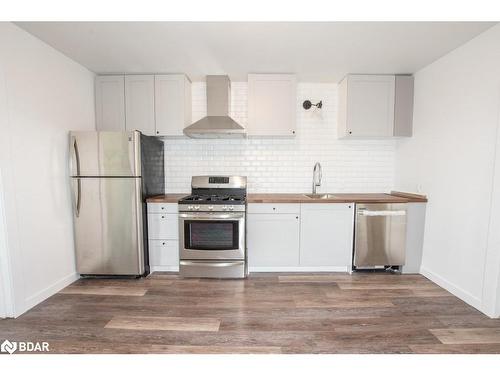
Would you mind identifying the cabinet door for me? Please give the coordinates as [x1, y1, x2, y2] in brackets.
[299, 204, 354, 267]
[125, 75, 155, 135]
[346, 75, 395, 137]
[149, 240, 179, 268]
[95, 76, 125, 131]
[247, 213, 300, 267]
[155, 75, 191, 136]
[247, 74, 296, 136]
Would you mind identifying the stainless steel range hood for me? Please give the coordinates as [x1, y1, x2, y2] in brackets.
[184, 75, 246, 138]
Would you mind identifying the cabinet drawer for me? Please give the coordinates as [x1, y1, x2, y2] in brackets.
[149, 240, 179, 267]
[247, 203, 300, 214]
[300, 203, 354, 211]
[147, 203, 178, 214]
[147, 213, 178, 240]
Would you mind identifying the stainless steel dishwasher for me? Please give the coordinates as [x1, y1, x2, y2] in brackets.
[353, 203, 407, 270]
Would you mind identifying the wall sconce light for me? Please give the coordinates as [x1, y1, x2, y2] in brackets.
[303, 100, 323, 110]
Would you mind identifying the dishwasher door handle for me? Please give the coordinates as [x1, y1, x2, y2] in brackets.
[357, 210, 406, 217]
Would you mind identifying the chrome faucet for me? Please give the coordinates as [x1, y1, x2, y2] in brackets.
[312, 162, 322, 194]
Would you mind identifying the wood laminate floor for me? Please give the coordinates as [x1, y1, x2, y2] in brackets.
[1, 272, 500, 354]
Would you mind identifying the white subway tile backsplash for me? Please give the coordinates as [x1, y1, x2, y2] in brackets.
[164, 82, 395, 193]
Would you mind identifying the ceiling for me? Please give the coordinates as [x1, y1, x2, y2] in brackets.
[16, 22, 496, 82]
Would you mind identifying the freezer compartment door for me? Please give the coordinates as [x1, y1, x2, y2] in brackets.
[354, 203, 407, 267]
[69, 131, 140, 177]
[72, 177, 144, 275]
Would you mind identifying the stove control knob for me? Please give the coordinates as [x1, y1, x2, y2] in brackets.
[208, 205, 214, 211]
[194, 205, 200, 210]
[222, 205, 227, 211]
[188, 205, 193, 210]
[229, 205, 234, 211]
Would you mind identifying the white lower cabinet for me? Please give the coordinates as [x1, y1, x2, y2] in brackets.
[149, 240, 179, 270]
[401, 203, 427, 274]
[247, 204, 301, 268]
[247, 203, 354, 271]
[147, 203, 179, 271]
[299, 203, 354, 268]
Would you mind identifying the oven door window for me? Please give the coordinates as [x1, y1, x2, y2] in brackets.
[184, 220, 239, 250]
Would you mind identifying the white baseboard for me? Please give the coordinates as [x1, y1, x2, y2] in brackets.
[150, 266, 179, 273]
[20, 272, 78, 317]
[420, 266, 483, 311]
[151, 266, 349, 273]
[249, 266, 349, 273]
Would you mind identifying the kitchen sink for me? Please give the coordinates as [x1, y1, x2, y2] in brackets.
[305, 194, 340, 199]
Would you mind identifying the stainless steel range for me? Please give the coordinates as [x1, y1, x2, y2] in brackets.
[178, 176, 247, 278]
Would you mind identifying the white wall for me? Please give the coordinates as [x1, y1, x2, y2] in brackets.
[164, 82, 396, 193]
[0, 23, 95, 317]
[0, 60, 11, 319]
[395, 24, 500, 317]
[485, 98, 500, 318]
[0, 167, 15, 319]
[0, 206, 7, 318]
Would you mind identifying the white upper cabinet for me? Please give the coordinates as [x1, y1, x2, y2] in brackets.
[95, 74, 191, 136]
[125, 75, 155, 136]
[95, 76, 126, 131]
[154, 74, 192, 136]
[247, 74, 297, 136]
[338, 74, 413, 138]
[393, 75, 414, 137]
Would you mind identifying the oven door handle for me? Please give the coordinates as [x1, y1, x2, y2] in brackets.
[179, 213, 245, 220]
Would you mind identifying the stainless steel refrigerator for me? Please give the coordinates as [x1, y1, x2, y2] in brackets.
[69, 131, 164, 276]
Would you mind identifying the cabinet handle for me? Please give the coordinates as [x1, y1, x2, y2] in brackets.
[161, 216, 165, 219]
[348, 131, 352, 135]
[296, 216, 299, 219]
[162, 242, 165, 245]
[273, 207, 276, 211]
[156, 131, 159, 134]
[292, 130, 295, 134]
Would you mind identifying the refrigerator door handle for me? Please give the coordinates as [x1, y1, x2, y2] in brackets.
[69, 135, 81, 177]
[76, 178, 81, 217]
[73, 136, 81, 176]
[69, 135, 81, 217]
[72, 178, 81, 217]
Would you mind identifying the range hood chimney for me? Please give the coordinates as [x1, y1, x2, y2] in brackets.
[183, 75, 246, 138]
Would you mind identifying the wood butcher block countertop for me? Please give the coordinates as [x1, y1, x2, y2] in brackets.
[147, 194, 187, 203]
[247, 192, 427, 203]
[147, 191, 427, 204]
